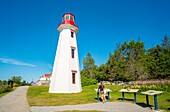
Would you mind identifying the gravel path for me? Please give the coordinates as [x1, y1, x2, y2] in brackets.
[31, 102, 152, 112]
[0, 86, 30, 112]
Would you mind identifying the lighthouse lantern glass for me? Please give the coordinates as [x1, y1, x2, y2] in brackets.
[65, 15, 69, 20]
[63, 14, 74, 22]
[70, 16, 74, 21]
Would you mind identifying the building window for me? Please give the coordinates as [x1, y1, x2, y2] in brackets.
[72, 72, 76, 84]
[71, 48, 75, 58]
[71, 31, 74, 38]
[70, 46, 76, 59]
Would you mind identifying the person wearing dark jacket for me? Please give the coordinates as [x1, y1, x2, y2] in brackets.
[98, 82, 106, 103]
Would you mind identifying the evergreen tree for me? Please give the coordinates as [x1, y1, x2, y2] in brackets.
[162, 35, 170, 49]
[107, 53, 118, 82]
[125, 40, 148, 80]
[81, 35, 170, 82]
[82, 52, 97, 78]
[95, 64, 108, 82]
[147, 43, 170, 79]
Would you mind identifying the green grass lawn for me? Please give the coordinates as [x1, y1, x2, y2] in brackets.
[27, 85, 170, 111]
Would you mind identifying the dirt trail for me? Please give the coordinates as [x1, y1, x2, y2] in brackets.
[0, 86, 30, 112]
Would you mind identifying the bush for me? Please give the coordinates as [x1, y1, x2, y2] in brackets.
[13, 83, 20, 87]
[0, 85, 12, 94]
[81, 75, 98, 86]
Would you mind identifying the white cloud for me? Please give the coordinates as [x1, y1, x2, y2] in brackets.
[0, 57, 36, 67]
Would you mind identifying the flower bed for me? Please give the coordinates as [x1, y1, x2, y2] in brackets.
[124, 80, 170, 93]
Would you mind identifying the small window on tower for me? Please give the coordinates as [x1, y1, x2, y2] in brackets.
[65, 15, 69, 20]
[72, 72, 76, 84]
[71, 31, 74, 38]
[70, 16, 74, 21]
[71, 48, 75, 58]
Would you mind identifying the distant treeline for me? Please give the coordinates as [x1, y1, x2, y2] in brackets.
[81, 35, 170, 84]
[0, 76, 30, 87]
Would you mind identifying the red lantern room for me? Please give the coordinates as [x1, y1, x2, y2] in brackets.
[62, 13, 75, 26]
[57, 13, 78, 33]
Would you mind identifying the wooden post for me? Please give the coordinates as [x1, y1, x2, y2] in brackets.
[134, 93, 137, 103]
[97, 91, 99, 101]
[108, 92, 110, 100]
[122, 92, 124, 101]
[154, 95, 158, 110]
[146, 95, 149, 106]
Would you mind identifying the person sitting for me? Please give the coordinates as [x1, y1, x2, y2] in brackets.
[98, 82, 106, 103]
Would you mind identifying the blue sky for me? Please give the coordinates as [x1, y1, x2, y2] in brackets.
[0, 0, 170, 82]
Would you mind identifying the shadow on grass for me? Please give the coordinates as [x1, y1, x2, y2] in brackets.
[166, 99, 170, 102]
[94, 96, 110, 102]
[136, 102, 152, 108]
[94, 98, 102, 102]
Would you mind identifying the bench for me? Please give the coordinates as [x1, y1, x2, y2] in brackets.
[94, 88, 112, 101]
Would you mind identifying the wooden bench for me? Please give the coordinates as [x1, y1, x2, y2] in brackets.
[94, 89, 112, 101]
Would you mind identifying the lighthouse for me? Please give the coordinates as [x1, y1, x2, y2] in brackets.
[49, 13, 82, 93]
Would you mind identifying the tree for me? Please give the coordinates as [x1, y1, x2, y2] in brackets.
[82, 52, 97, 78]
[124, 40, 148, 80]
[81, 35, 170, 82]
[148, 35, 170, 79]
[9, 76, 22, 84]
[95, 64, 108, 82]
[147, 43, 170, 79]
[112, 40, 148, 81]
[147, 45, 162, 78]
[162, 35, 170, 49]
[83, 52, 96, 70]
[106, 53, 118, 82]
[22, 80, 27, 86]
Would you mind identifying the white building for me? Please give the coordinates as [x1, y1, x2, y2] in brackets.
[37, 73, 51, 85]
[49, 13, 82, 93]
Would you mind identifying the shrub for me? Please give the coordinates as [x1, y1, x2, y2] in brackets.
[0, 85, 12, 94]
[13, 83, 20, 87]
[81, 75, 98, 86]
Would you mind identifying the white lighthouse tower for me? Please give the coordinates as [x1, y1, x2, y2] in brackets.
[49, 13, 82, 93]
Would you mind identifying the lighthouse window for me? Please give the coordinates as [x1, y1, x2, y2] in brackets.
[72, 72, 76, 84]
[71, 48, 75, 58]
[70, 16, 74, 21]
[71, 31, 74, 38]
[66, 15, 69, 20]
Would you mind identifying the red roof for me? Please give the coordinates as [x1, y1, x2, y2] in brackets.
[44, 73, 52, 77]
[40, 73, 52, 78]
